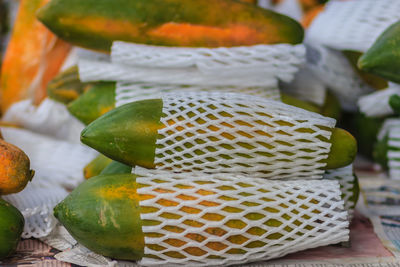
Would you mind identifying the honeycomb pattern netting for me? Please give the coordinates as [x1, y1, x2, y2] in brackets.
[115, 82, 281, 108]
[154, 92, 336, 179]
[323, 165, 358, 221]
[135, 169, 349, 266]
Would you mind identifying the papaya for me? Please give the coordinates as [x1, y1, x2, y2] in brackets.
[100, 161, 132, 175]
[0, 198, 24, 260]
[358, 21, 400, 83]
[343, 50, 388, 90]
[281, 93, 321, 114]
[37, 0, 304, 52]
[47, 66, 94, 104]
[67, 82, 116, 125]
[389, 94, 400, 115]
[0, 140, 34, 195]
[0, 0, 71, 113]
[54, 173, 344, 262]
[83, 154, 113, 179]
[373, 134, 389, 170]
[81, 97, 357, 172]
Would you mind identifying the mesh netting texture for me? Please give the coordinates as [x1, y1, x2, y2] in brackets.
[323, 165, 358, 221]
[377, 119, 400, 180]
[307, 0, 400, 52]
[135, 169, 349, 266]
[116, 82, 281, 108]
[79, 42, 305, 88]
[153, 92, 336, 179]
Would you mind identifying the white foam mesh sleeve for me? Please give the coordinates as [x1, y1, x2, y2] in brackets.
[135, 169, 349, 266]
[111, 42, 304, 80]
[377, 119, 400, 180]
[323, 165, 358, 222]
[358, 84, 400, 118]
[307, 0, 400, 52]
[0, 127, 98, 238]
[115, 82, 280, 108]
[154, 92, 336, 179]
[79, 59, 279, 88]
[305, 44, 374, 111]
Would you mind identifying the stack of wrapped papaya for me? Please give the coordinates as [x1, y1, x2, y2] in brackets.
[0, 0, 367, 265]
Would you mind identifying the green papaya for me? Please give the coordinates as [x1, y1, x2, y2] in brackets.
[100, 161, 132, 175]
[280, 93, 320, 114]
[358, 21, 400, 83]
[67, 82, 116, 125]
[81, 98, 356, 171]
[0, 198, 24, 260]
[373, 134, 389, 170]
[342, 50, 388, 90]
[37, 0, 304, 52]
[47, 66, 90, 104]
[83, 154, 113, 179]
[389, 94, 400, 115]
[53, 174, 144, 261]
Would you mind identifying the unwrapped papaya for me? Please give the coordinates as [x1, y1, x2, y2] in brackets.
[37, 0, 304, 52]
[0, 0, 71, 113]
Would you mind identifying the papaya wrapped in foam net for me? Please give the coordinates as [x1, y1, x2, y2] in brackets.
[323, 164, 359, 221]
[154, 92, 336, 179]
[135, 168, 349, 266]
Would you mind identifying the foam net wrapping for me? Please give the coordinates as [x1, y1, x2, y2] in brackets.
[135, 168, 349, 266]
[154, 92, 336, 180]
[116, 82, 280, 108]
[79, 43, 305, 87]
[305, 44, 374, 112]
[307, 0, 400, 52]
[358, 83, 400, 118]
[323, 165, 358, 222]
[377, 119, 400, 180]
[0, 127, 98, 238]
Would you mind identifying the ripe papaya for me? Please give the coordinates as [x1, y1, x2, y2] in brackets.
[54, 173, 344, 262]
[0, 198, 24, 260]
[358, 21, 400, 83]
[0, 0, 71, 113]
[81, 98, 356, 171]
[0, 140, 34, 195]
[37, 0, 304, 52]
[343, 50, 388, 90]
[83, 154, 113, 179]
[47, 66, 94, 104]
[67, 82, 116, 125]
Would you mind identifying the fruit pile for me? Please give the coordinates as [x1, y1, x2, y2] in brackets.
[0, 0, 397, 265]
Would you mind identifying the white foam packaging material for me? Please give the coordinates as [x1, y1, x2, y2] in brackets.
[307, 0, 400, 52]
[358, 83, 400, 118]
[377, 119, 400, 180]
[135, 168, 349, 266]
[1, 127, 98, 238]
[150, 92, 336, 179]
[304, 43, 374, 111]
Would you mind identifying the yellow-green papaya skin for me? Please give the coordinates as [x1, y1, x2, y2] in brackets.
[324, 128, 357, 170]
[358, 21, 400, 83]
[0, 198, 24, 260]
[37, 0, 304, 52]
[281, 93, 321, 114]
[320, 90, 341, 120]
[101, 161, 132, 175]
[81, 100, 356, 170]
[53, 174, 144, 261]
[343, 50, 388, 90]
[84, 154, 113, 179]
[47, 66, 92, 104]
[68, 82, 116, 125]
[81, 99, 164, 169]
